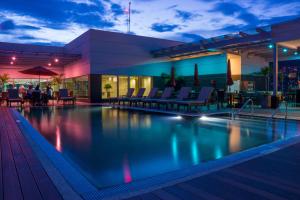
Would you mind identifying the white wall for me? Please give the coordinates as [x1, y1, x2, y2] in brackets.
[87, 29, 183, 74]
[64, 31, 91, 78]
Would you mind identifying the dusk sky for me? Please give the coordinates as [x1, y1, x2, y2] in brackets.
[0, 0, 300, 45]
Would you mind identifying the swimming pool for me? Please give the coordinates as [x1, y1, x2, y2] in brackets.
[21, 106, 300, 188]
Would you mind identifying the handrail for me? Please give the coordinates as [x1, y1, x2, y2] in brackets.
[232, 98, 254, 119]
[270, 101, 288, 119]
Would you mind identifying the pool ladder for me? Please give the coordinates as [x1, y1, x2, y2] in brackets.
[232, 98, 254, 119]
[270, 101, 288, 120]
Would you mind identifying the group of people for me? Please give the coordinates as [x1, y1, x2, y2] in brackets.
[23, 84, 54, 105]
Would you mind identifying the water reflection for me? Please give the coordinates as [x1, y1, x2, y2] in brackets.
[21, 107, 300, 188]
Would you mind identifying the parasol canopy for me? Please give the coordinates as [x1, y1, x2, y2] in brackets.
[170, 66, 176, 87]
[194, 64, 200, 86]
[20, 66, 58, 83]
[226, 59, 233, 86]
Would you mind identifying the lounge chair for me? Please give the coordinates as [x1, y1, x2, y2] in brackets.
[130, 88, 158, 107]
[156, 87, 191, 110]
[126, 88, 146, 106]
[141, 87, 174, 108]
[115, 88, 135, 105]
[57, 89, 76, 105]
[175, 87, 214, 112]
[6, 89, 23, 107]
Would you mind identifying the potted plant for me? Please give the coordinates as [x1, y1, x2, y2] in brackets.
[104, 83, 112, 98]
[0, 73, 9, 92]
[51, 74, 64, 90]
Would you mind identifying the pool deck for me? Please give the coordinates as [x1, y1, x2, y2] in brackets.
[0, 107, 63, 200]
[125, 143, 300, 200]
[1, 106, 300, 200]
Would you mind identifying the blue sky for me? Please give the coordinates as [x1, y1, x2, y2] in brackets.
[0, 0, 300, 45]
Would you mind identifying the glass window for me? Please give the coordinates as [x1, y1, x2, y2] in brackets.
[65, 75, 89, 98]
[118, 76, 128, 97]
[140, 76, 152, 96]
[130, 76, 139, 96]
[102, 75, 117, 99]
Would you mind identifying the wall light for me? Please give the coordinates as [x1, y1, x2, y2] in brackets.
[54, 58, 59, 63]
[283, 48, 288, 53]
[10, 61, 14, 65]
[11, 56, 16, 61]
[48, 63, 52, 66]
[294, 52, 299, 56]
[268, 44, 274, 49]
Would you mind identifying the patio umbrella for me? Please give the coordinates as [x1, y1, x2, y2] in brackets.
[20, 66, 58, 84]
[226, 59, 233, 87]
[194, 64, 200, 87]
[170, 66, 176, 87]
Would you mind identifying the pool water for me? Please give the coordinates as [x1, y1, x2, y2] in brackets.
[21, 106, 300, 188]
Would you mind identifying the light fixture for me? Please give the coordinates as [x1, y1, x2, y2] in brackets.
[294, 52, 299, 55]
[48, 63, 52, 66]
[54, 58, 59, 63]
[283, 48, 288, 53]
[10, 61, 14, 65]
[11, 56, 16, 61]
[268, 44, 273, 49]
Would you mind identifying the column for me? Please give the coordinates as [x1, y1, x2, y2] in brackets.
[273, 43, 278, 95]
[88, 74, 102, 103]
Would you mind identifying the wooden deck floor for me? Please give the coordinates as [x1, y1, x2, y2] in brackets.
[126, 143, 300, 200]
[0, 107, 63, 200]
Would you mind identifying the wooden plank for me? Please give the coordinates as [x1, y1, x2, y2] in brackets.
[6, 110, 63, 200]
[0, 109, 23, 200]
[177, 182, 223, 200]
[4, 111, 43, 200]
[152, 189, 181, 200]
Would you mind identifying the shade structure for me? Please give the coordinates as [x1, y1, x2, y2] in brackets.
[170, 66, 176, 87]
[20, 66, 58, 83]
[194, 64, 200, 86]
[226, 59, 234, 86]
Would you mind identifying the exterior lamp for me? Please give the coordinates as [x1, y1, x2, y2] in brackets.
[268, 44, 273, 49]
[48, 63, 52, 66]
[12, 56, 16, 61]
[10, 61, 14, 65]
[283, 48, 288, 53]
[294, 52, 299, 55]
[54, 58, 59, 63]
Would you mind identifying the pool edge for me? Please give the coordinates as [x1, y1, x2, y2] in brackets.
[12, 108, 300, 200]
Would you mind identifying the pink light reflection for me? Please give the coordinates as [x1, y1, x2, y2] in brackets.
[123, 155, 132, 183]
[56, 125, 62, 152]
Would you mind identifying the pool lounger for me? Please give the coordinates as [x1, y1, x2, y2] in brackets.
[141, 87, 174, 108]
[174, 87, 214, 111]
[129, 88, 158, 106]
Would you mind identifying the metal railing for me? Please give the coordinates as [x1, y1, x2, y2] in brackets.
[270, 100, 288, 120]
[232, 98, 254, 119]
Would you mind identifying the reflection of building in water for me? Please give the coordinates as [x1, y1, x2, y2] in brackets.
[123, 155, 132, 183]
[191, 140, 199, 165]
[229, 122, 241, 153]
[171, 134, 178, 165]
[55, 125, 62, 152]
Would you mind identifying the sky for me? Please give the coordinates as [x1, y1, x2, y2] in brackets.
[0, 0, 300, 46]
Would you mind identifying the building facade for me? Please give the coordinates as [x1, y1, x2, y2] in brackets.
[1, 18, 300, 102]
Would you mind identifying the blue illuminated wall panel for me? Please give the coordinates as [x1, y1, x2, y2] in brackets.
[100, 53, 227, 76]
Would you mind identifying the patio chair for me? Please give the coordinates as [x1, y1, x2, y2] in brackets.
[114, 88, 135, 105]
[6, 89, 23, 107]
[157, 87, 192, 110]
[0, 92, 8, 105]
[175, 87, 214, 112]
[142, 87, 174, 108]
[57, 89, 76, 105]
[130, 88, 158, 107]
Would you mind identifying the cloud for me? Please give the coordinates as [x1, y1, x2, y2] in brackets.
[151, 23, 179, 32]
[0, 0, 300, 44]
[175, 10, 194, 22]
